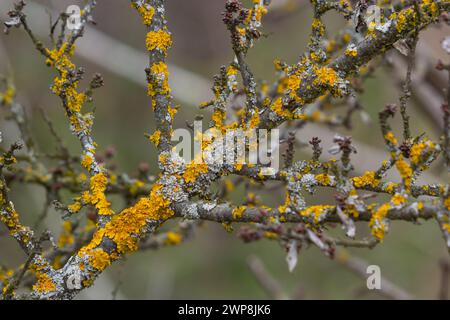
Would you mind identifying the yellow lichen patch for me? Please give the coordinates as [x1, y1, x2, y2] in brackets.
[410, 143, 426, 165]
[345, 45, 357, 57]
[410, 140, 436, 166]
[84, 173, 113, 216]
[0, 85, 15, 106]
[227, 65, 238, 77]
[396, 8, 419, 33]
[444, 195, 450, 211]
[79, 184, 174, 255]
[45, 43, 75, 68]
[315, 174, 331, 186]
[68, 200, 82, 213]
[0, 268, 13, 287]
[366, 21, 378, 38]
[168, 106, 178, 119]
[270, 97, 294, 119]
[352, 171, 380, 188]
[135, 3, 155, 25]
[300, 205, 335, 223]
[45, 43, 88, 117]
[32, 273, 56, 294]
[248, 109, 260, 129]
[385, 182, 398, 194]
[232, 206, 246, 219]
[344, 205, 359, 218]
[165, 231, 182, 245]
[212, 110, 226, 131]
[370, 203, 391, 240]
[443, 223, 450, 233]
[148, 62, 170, 97]
[286, 74, 301, 98]
[0, 207, 34, 247]
[255, 5, 268, 22]
[149, 130, 161, 147]
[183, 161, 209, 184]
[417, 201, 424, 211]
[421, 0, 439, 18]
[311, 18, 325, 36]
[391, 193, 407, 206]
[66, 91, 87, 114]
[384, 131, 398, 145]
[315, 67, 338, 87]
[81, 154, 94, 170]
[395, 158, 413, 191]
[236, 26, 246, 37]
[88, 249, 111, 271]
[310, 51, 322, 62]
[146, 30, 172, 54]
[278, 193, 291, 214]
[78, 248, 111, 271]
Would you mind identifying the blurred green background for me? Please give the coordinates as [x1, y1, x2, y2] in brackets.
[0, 0, 449, 299]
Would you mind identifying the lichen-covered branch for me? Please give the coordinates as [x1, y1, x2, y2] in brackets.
[0, 0, 449, 300]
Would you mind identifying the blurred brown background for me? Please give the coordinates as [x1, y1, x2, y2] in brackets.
[0, 0, 449, 299]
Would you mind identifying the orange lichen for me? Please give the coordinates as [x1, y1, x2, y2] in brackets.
[391, 193, 407, 206]
[370, 203, 391, 240]
[183, 161, 209, 184]
[315, 67, 338, 86]
[88, 249, 111, 271]
[271, 97, 295, 119]
[315, 174, 331, 186]
[0, 85, 15, 106]
[395, 158, 413, 190]
[300, 205, 335, 223]
[352, 171, 380, 188]
[385, 182, 398, 194]
[345, 45, 358, 57]
[396, 8, 416, 33]
[134, 3, 155, 25]
[84, 173, 113, 216]
[232, 206, 246, 219]
[79, 184, 174, 256]
[278, 193, 291, 214]
[149, 130, 161, 147]
[248, 109, 260, 129]
[32, 273, 56, 294]
[146, 30, 172, 54]
[410, 139, 436, 166]
[68, 200, 82, 213]
[384, 131, 398, 145]
[46, 43, 88, 117]
[444, 195, 450, 211]
[286, 74, 301, 98]
[81, 154, 94, 170]
[148, 62, 170, 97]
[410, 143, 426, 165]
[212, 110, 226, 130]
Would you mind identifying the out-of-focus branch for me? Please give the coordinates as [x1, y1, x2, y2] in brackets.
[336, 251, 413, 300]
[438, 258, 450, 300]
[246, 255, 289, 300]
